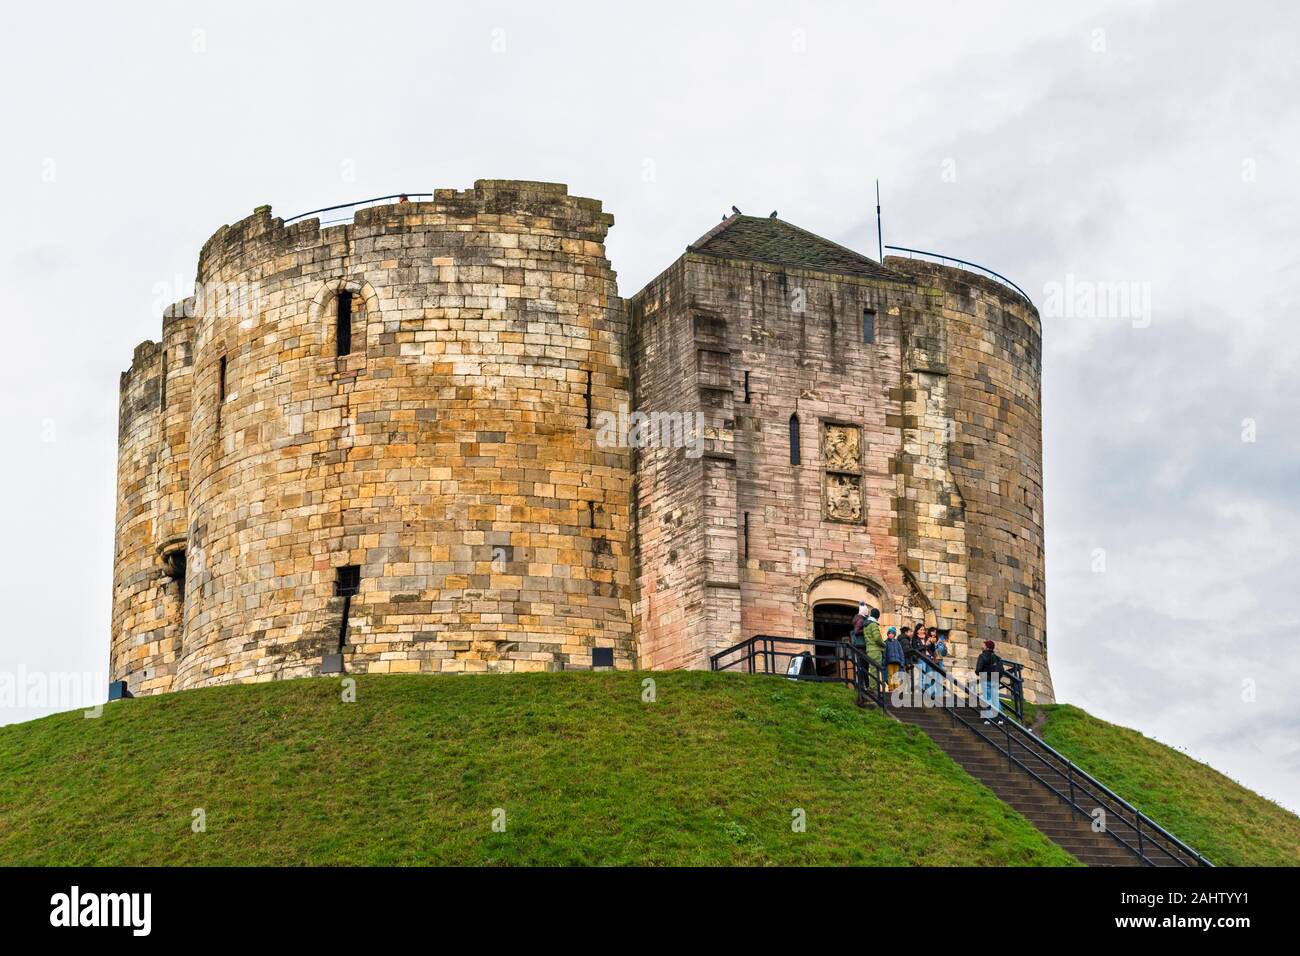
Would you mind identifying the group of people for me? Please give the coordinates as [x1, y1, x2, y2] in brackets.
[848, 603, 1008, 719]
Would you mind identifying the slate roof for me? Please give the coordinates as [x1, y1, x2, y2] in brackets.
[687, 214, 908, 281]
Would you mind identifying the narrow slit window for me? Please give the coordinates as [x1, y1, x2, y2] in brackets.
[335, 565, 361, 651]
[336, 291, 353, 356]
[160, 350, 168, 411]
[862, 309, 876, 344]
[168, 551, 187, 615]
[789, 414, 801, 465]
[743, 370, 751, 403]
[585, 370, 593, 428]
[215, 355, 227, 436]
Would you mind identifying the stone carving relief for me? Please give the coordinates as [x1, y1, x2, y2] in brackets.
[823, 423, 861, 472]
[822, 422, 864, 523]
[825, 474, 862, 522]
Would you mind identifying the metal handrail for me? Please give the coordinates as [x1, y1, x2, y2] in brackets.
[911, 648, 1024, 723]
[283, 193, 434, 225]
[884, 244, 1032, 304]
[710, 635, 888, 705]
[893, 659, 1211, 866]
[708, 633, 1213, 866]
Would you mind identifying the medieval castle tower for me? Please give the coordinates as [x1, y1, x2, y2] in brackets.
[113, 180, 1052, 702]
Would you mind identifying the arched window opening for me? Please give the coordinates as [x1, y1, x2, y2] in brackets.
[789, 413, 801, 465]
[216, 354, 228, 435]
[336, 291, 353, 356]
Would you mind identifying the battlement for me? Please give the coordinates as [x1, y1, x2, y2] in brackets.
[197, 180, 614, 282]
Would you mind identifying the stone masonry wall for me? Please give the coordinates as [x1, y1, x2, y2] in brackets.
[887, 257, 1051, 701]
[630, 253, 1051, 701]
[112, 181, 635, 693]
[112, 341, 172, 695]
[631, 254, 943, 668]
[627, 258, 711, 669]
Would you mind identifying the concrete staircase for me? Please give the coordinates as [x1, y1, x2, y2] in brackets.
[894, 704, 1198, 866]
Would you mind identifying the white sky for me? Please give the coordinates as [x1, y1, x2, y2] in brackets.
[2, 0, 1297, 813]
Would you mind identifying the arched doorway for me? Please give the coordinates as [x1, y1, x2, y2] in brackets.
[812, 602, 857, 676]
[805, 574, 893, 677]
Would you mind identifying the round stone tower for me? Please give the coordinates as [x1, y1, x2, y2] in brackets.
[885, 256, 1051, 701]
[113, 181, 633, 694]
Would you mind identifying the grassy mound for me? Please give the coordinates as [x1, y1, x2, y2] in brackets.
[1029, 703, 1300, 867]
[0, 671, 1073, 866]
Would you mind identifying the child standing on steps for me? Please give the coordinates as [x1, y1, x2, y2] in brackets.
[884, 627, 905, 692]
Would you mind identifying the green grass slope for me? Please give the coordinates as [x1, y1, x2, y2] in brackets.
[1029, 703, 1300, 867]
[0, 671, 1074, 866]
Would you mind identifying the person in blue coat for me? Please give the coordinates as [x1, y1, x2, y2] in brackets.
[883, 629, 906, 691]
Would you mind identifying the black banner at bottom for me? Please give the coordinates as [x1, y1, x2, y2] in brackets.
[0, 864, 1276, 941]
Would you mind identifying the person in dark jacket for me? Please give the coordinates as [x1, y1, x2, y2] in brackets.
[934, 630, 948, 665]
[883, 629, 906, 691]
[975, 640, 1006, 721]
[919, 631, 941, 699]
[850, 602, 869, 648]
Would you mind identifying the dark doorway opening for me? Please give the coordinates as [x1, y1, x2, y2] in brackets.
[812, 602, 856, 677]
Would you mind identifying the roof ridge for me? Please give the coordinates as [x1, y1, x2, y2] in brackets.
[771, 216, 886, 269]
[686, 212, 743, 252]
[684, 213, 908, 282]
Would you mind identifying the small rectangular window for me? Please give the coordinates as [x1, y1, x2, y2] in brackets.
[160, 350, 168, 411]
[743, 370, 751, 403]
[332, 564, 361, 663]
[336, 291, 353, 356]
[862, 309, 876, 344]
[218, 355, 227, 401]
[335, 564, 361, 597]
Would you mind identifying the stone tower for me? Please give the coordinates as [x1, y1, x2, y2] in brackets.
[628, 215, 1051, 701]
[113, 181, 632, 692]
[112, 185, 1053, 702]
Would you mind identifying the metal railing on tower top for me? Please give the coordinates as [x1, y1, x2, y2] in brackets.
[885, 244, 1032, 304]
[283, 193, 434, 227]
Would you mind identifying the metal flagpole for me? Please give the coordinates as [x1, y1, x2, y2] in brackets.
[876, 179, 884, 263]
